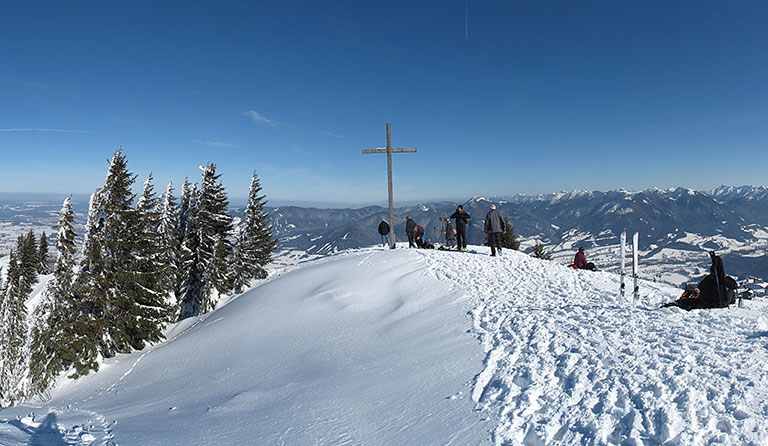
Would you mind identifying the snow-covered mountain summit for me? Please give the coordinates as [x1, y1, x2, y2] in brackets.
[2, 246, 767, 445]
[710, 185, 768, 201]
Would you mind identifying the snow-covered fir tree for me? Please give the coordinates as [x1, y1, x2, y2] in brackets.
[28, 195, 79, 396]
[178, 178, 195, 248]
[206, 233, 233, 299]
[532, 242, 552, 260]
[82, 188, 105, 253]
[177, 182, 200, 318]
[178, 163, 233, 319]
[175, 179, 197, 305]
[0, 245, 35, 406]
[129, 173, 173, 347]
[238, 172, 276, 281]
[500, 216, 521, 250]
[19, 230, 39, 290]
[76, 147, 156, 364]
[4, 154, 279, 398]
[229, 232, 250, 294]
[157, 181, 181, 299]
[38, 231, 51, 274]
[71, 190, 108, 376]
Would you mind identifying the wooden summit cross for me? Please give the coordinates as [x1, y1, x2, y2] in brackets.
[362, 123, 416, 249]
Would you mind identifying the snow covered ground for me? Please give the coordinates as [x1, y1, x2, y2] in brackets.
[2, 245, 768, 445]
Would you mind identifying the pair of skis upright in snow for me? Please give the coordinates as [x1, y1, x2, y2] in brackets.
[619, 231, 639, 306]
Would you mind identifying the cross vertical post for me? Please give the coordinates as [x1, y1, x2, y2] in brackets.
[362, 123, 416, 249]
[386, 124, 394, 249]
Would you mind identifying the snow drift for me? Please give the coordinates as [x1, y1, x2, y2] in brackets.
[2, 245, 768, 445]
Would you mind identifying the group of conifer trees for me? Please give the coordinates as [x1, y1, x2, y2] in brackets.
[0, 148, 275, 406]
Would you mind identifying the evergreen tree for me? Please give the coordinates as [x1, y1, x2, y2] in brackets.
[179, 164, 233, 319]
[76, 147, 146, 360]
[64, 191, 108, 376]
[157, 181, 181, 299]
[38, 231, 51, 274]
[53, 196, 78, 291]
[19, 230, 39, 289]
[229, 232, 250, 294]
[82, 188, 105, 253]
[0, 233, 41, 404]
[71, 208, 107, 375]
[500, 216, 521, 250]
[129, 173, 173, 348]
[0, 249, 31, 406]
[177, 182, 201, 319]
[532, 242, 553, 260]
[239, 172, 276, 281]
[178, 178, 193, 245]
[28, 196, 80, 396]
[204, 233, 233, 303]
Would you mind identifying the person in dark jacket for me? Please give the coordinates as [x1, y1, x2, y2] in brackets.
[377, 219, 390, 247]
[450, 205, 471, 250]
[405, 216, 417, 248]
[484, 204, 506, 256]
[574, 246, 596, 270]
[445, 219, 456, 248]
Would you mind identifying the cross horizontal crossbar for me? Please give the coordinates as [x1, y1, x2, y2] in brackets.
[362, 147, 417, 154]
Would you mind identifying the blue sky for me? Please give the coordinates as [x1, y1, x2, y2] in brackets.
[1, 1, 767, 206]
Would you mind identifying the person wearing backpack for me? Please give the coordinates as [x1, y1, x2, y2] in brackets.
[405, 216, 417, 248]
[484, 204, 505, 257]
[450, 205, 471, 250]
[377, 218, 390, 247]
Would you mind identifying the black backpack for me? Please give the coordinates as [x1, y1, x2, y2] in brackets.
[709, 251, 738, 307]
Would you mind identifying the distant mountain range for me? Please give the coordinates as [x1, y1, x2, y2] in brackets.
[2, 186, 767, 287]
[265, 186, 768, 285]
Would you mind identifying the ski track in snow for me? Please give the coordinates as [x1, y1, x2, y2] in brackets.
[420, 247, 768, 445]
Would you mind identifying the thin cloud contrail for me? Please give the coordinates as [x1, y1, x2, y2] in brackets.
[0, 128, 91, 133]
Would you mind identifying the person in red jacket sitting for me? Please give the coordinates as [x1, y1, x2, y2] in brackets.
[574, 246, 596, 271]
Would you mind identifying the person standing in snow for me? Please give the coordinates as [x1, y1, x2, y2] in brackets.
[450, 205, 471, 250]
[574, 246, 596, 271]
[405, 216, 417, 248]
[377, 218, 390, 247]
[484, 204, 506, 257]
[445, 219, 456, 248]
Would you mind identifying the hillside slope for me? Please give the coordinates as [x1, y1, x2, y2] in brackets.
[2, 246, 768, 445]
[0, 248, 489, 445]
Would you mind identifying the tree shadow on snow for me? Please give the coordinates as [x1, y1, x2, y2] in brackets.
[9, 413, 69, 446]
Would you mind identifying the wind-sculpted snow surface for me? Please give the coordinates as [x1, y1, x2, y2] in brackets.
[419, 247, 768, 445]
[0, 248, 490, 445]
